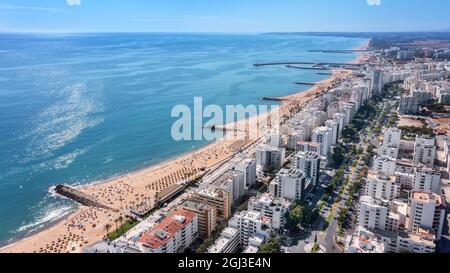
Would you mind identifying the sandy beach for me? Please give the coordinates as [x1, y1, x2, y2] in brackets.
[0, 44, 369, 253]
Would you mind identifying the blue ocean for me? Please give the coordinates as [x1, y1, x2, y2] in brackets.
[0, 33, 368, 245]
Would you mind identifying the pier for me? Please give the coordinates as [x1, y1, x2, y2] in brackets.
[261, 96, 286, 102]
[286, 65, 330, 71]
[254, 61, 317, 67]
[295, 82, 317, 86]
[254, 61, 363, 68]
[317, 72, 333, 76]
[308, 49, 372, 53]
[54, 185, 118, 212]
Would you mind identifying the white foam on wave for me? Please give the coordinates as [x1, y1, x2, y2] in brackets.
[15, 202, 74, 234]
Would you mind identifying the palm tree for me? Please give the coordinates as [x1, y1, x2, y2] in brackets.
[114, 219, 119, 236]
[118, 216, 125, 234]
[104, 224, 111, 242]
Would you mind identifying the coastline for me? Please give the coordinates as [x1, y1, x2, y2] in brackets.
[0, 41, 370, 253]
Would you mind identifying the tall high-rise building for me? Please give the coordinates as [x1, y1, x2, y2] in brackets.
[312, 126, 332, 156]
[371, 69, 384, 95]
[212, 170, 245, 203]
[373, 155, 397, 176]
[358, 196, 390, 231]
[181, 200, 217, 239]
[408, 192, 446, 239]
[365, 170, 400, 201]
[248, 193, 291, 230]
[294, 151, 321, 187]
[413, 167, 441, 194]
[190, 187, 231, 219]
[234, 158, 257, 190]
[383, 128, 402, 147]
[228, 211, 271, 248]
[269, 169, 309, 201]
[256, 144, 286, 171]
[326, 119, 340, 146]
[413, 136, 436, 167]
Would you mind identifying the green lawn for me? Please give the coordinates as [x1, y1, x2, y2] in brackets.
[107, 220, 140, 241]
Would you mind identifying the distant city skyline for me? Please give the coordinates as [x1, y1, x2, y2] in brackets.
[0, 0, 450, 33]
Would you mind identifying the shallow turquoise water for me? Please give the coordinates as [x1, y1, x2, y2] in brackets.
[0, 33, 368, 245]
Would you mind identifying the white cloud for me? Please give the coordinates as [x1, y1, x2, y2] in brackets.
[367, 0, 382, 6]
[66, 0, 81, 6]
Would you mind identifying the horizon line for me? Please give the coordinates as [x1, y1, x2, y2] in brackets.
[1, 30, 450, 35]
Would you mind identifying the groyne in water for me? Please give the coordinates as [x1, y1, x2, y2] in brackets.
[54, 185, 118, 212]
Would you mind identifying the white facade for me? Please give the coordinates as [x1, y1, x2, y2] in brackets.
[228, 211, 271, 248]
[383, 128, 402, 147]
[256, 144, 286, 171]
[409, 192, 446, 239]
[234, 158, 257, 190]
[348, 227, 436, 253]
[248, 193, 291, 230]
[373, 156, 397, 176]
[213, 170, 245, 203]
[294, 151, 321, 187]
[269, 169, 308, 201]
[413, 136, 436, 167]
[413, 167, 441, 194]
[325, 119, 339, 146]
[365, 171, 400, 201]
[207, 227, 240, 253]
[312, 126, 332, 156]
[379, 145, 399, 159]
[358, 196, 389, 231]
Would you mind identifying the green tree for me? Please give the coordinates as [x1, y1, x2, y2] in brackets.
[259, 237, 281, 253]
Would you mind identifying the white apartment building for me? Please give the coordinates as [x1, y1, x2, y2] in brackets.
[234, 158, 257, 190]
[248, 193, 291, 230]
[373, 155, 397, 176]
[213, 170, 245, 203]
[287, 132, 306, 150]
[256, 144, 286, 171]
[379, 144, 399, 159]
[358, 196, 406, 232]
[294, 151, 321, 187]
[358, 196, 390, 231]
[408, 192, 446, 239]
[371, 69, 385, 95]
[365, 170, 400, 201]
[269, 169, 309, 201]
[348, 227, 436, 253]
[207, 227, 240, 253]
[383, 128, 402, 147]
[312, 126, 332, 156]
[295, 141, 321, 154]
[413, 136, 436, 167]
[334, 113, 346, 136]
[325, 119, 340, 146]
[413, 167, 441, 194]
[228, 210, 271, 248]
[345, 229, 386, 253]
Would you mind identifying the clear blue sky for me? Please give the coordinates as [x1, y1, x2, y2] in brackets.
[1, 0, 449, 33]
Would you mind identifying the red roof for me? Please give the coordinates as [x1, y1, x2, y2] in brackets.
[138, 209, 196, 249]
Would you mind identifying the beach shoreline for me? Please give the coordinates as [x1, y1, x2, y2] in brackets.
[0, 41, 370, 253]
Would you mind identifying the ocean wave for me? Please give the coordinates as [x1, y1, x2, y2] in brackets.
[14, 202, 74, 235]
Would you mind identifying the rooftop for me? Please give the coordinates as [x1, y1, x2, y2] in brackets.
[137, 209, 196, 250]
[412, 191, 445, 206]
